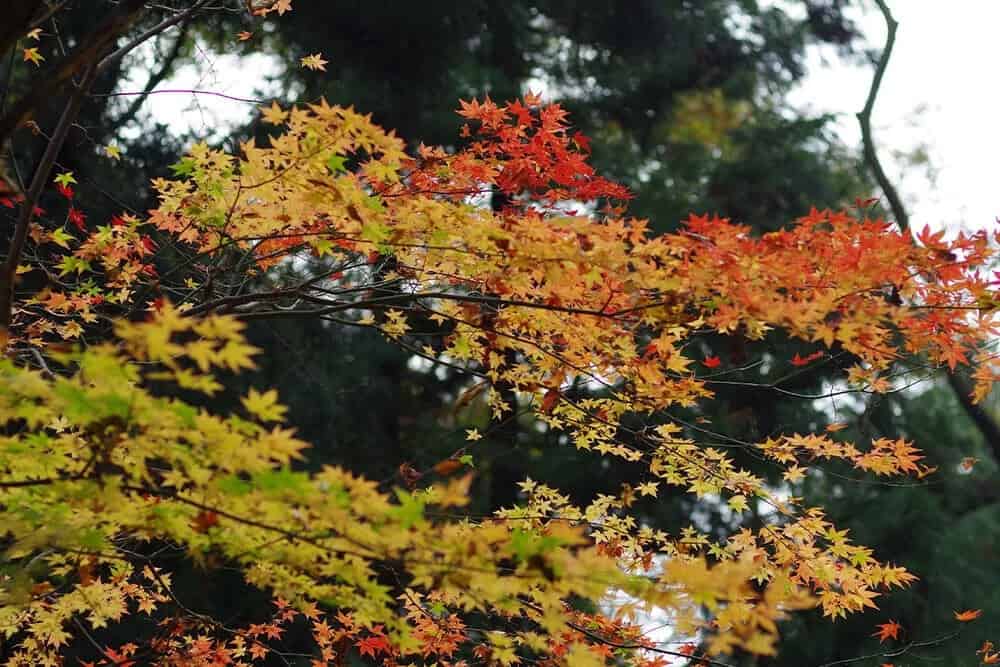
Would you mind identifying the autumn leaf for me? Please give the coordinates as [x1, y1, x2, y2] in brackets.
[300, 53, 328, 71]
[237, 31, 253, 41]
[25, 28, 42, 41]
[980, 643, 1000, 665]
[53, 171, 77, 187]
[826, 422, 848, 433]
[68, 207, 86, 231]
[260, 100, 288, 124]
[871, 619, 902, 643]
[539, 388, 560, 414]
[636, 481, 658, 497]
[22, 47, 44, 66]
[702, 354, 721, 369]
[432, 459, 463, 476]
[104, 143, 122, 160]
[522, 89, 543, 106]
[191, 511, 220, 533]
[783, 465, 806, 483]
[241, 388, 287, 422]
[954, 609, 983, 622]
[727, 494, 749, 513]
[791, 350, 824, 366]
[356, 635, 392, 658]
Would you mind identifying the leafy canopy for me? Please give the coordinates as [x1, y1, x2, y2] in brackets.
[2, 5, 1000, 666]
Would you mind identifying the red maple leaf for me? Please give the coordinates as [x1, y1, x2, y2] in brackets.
[871, 619, 902, 643]
[791, 350, 824, 367]
[68, 207, 86, 231]
[356, 635, 392, 658]
[191, 511, 219, 533]
[702, 355, 721, 369]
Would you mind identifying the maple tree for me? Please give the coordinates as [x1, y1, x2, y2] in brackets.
[1, 2, 999, 665]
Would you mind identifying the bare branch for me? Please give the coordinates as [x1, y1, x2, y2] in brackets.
[857, 0, 908, 231]
[97, 0, 214, 73]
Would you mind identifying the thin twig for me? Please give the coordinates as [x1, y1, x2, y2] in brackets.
[97, 0, 213, 72]
[816, 629, 961, 667]
[92, 87, 265, 104]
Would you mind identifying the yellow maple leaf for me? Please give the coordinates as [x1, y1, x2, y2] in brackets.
[727, 494, 749, 513]
[241, 388, 288, 422]
[300, 53, 328, 71]
[636, 481, 659, 497]
[22, 47, 44, 66]
[260, 100, 288, 125]
[783, 465, 806, 483]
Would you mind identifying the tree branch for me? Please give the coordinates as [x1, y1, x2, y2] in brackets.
[112, 22, 191, 129]
[946, 370, 1000, 462]
[0, 1, 46, 65]
[0, 0, 146, 147]
[96, 0, 213, 73]
[0, 64, 99, 347]
[857, 0, 908, 231]
[28, 1, 72, 32]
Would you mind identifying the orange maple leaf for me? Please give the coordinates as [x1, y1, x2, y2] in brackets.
[979, 642, 1000, 664]
[871, 619, 902, 643]
[522, 90, 543, 106]
[432, 459, 463, 477]
[954, 609, 983, 622]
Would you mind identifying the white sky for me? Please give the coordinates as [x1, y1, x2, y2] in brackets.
[126, 3, 998, 237]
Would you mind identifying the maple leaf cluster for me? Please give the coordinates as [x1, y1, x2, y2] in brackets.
[3, 10, 1000, 661]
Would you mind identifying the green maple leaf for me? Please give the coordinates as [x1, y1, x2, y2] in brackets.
[53, 171, 76, 187]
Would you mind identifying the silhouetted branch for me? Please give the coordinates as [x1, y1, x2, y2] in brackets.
[857, 0, 908, 231]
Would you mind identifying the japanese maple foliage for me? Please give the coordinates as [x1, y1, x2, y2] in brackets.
[2, 5, 1000, 666]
